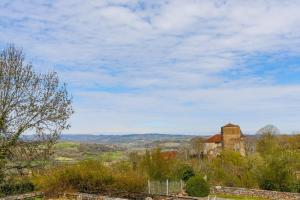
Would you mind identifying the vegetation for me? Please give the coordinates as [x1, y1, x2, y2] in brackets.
[177, 164, 195, 182]
[32, 160, 146, 196]
[140, 149, 175, 181]
[186, 176, 210, 197]
[0, 45, 73, 183]
[0, 181, 34, 197]
[256, 129, 300, 192]
[39, 128, 299, 196]
[205, 150, 260, 188]
[53, 141, 125, 162]
[215, 194, 268, 200]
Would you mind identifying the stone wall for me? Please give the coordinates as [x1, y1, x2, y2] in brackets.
[211, 186, 300, 200]
[221, 125, 241, 149]
[63, 193, 130, 200]
[0, 192, 43, 200]
[221, 124, 245, 156]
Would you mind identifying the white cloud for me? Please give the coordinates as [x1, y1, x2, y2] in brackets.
[1, 0, 300, 133]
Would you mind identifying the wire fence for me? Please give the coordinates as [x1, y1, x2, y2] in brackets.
[147, 180, 185, 195]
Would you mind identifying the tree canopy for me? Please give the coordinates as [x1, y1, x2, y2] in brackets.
[0, 45, 73, 181]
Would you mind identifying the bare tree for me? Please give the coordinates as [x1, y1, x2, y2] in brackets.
[190, 137, 205, 159]
[256, 125, 280, 156]
[256, 124, 280, 136]
[0, 45, 73, 181]
[244, 136, 257, 155]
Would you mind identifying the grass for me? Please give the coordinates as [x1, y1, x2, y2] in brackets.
[54, 156, 75, 162]
[215, 194, 269, 200]
[53, 141, 79, 150]
[53, 142, 126, 163]
[98, 151, 124, 161]
[84, 151, 125, 162]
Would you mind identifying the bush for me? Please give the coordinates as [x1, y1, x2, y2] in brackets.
[0, 181, 34, 196]
[177, 165, 195, 182]
[32, 160, 146, 196]
[186, 176, 210, 197]
[259, 179, 277, 191]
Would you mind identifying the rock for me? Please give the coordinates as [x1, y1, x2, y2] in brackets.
[215, 186, 222, 190]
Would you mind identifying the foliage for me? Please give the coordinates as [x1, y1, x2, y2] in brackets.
[128, 152, 140, 170]
[53, 142, 124, 163]
[255, 129, 300, 192]
[177, 164, 195, 182]
[201, 130, 300, 193]
[32, 160, 146, 196]
[0, 181, 34, 196]
[256, 125, 280, 136]
[207, 150, 259, 188]
[256, 130, 279, 156]
[190, 137, 205, 158]
[54, 141, 79, 151]
[258, 150, 300, 192]
[0, 45, 73, 181]
[216, 194, 268, 200]
[28, 126, 300, 195]
[140, 149, 175, 181]
[186, 176, 210, 197]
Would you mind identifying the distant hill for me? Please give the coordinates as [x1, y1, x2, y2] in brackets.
[59, 133, 196, 144]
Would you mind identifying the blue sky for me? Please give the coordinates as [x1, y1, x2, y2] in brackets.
[1, 0, 300, 134]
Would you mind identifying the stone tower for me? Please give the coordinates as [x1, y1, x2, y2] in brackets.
[221, 123, 245, 156]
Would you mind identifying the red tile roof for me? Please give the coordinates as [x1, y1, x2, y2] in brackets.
[206, 134, 222, 143]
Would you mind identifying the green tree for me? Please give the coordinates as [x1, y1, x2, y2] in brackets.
[208, 150, 258, 187]
[259, 150, 300, 192]
[177, 164, 195, 182]
[186, 176, 210, 197]
[256, 125, 300, 192]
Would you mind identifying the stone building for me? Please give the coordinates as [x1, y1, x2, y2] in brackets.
[204, 123, 246, 156]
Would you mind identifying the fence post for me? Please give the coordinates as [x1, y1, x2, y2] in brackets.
[180, 179, 183, 193]
[148, 179, 151, 194]
[166, 179, 169, 196]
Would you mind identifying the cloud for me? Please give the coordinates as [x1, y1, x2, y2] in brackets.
[1, 0, 300, 133]
[71, 84, 300, 133]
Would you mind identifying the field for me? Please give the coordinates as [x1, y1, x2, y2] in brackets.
[52, 134, 194, 163]
[52, 141, 126, 162]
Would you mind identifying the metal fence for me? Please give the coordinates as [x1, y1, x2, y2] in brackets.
[147, 180, 185, 195]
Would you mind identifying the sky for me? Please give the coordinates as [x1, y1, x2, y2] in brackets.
[1, 0, 300, 134]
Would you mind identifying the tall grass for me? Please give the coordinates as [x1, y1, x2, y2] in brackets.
[32, 160, 146, 196]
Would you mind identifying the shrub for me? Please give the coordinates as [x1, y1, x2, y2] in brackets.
[177, 165, 195, 182]
[0, 181, 34, 196]
[259, 179, 277, 191]
[32, 160, 146, 196]
[186, 176, 210, 197]
[291, 181, 300, 193]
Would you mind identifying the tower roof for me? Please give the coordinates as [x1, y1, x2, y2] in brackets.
[222, 123, 240, 128]
[206, 134, 222, 143]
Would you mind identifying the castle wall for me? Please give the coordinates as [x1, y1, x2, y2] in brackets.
[221, 126, 241, 149]
[204, 142, 222, 155]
